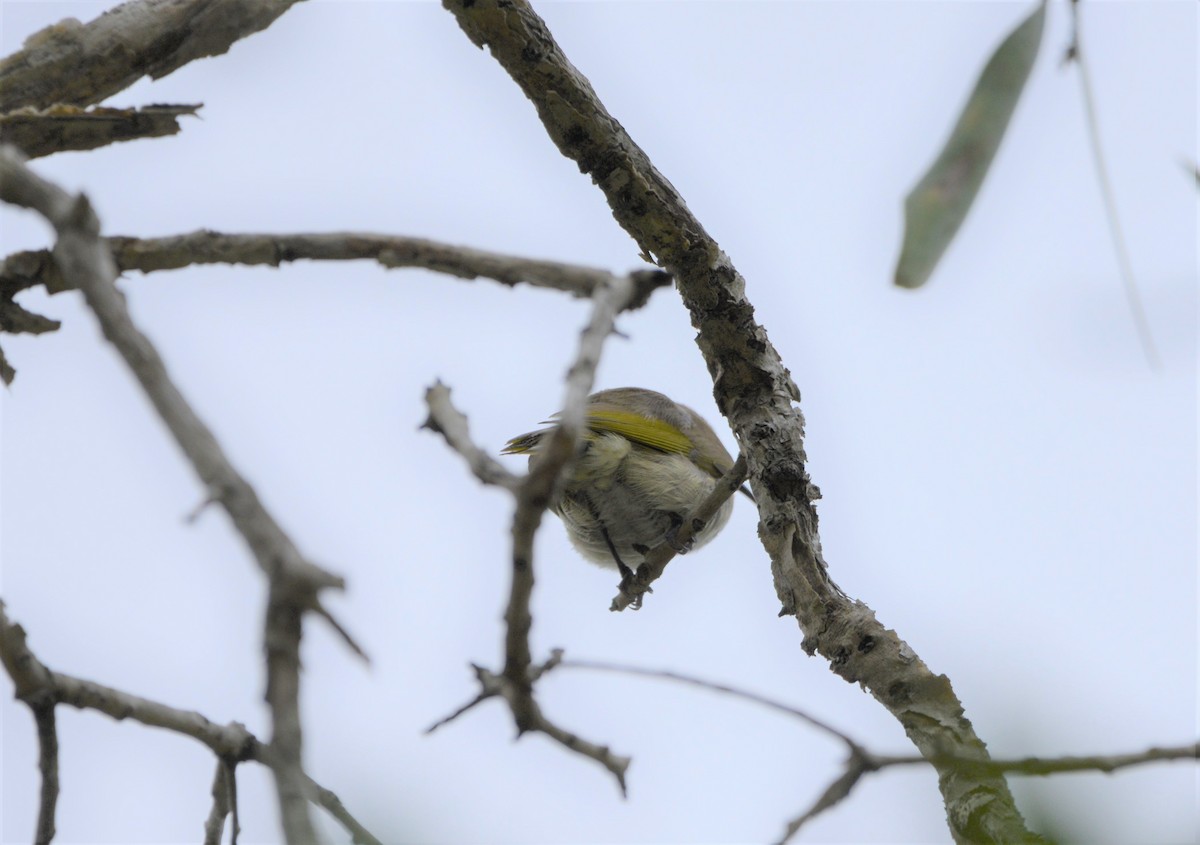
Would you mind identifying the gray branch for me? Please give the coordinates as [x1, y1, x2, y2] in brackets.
[0, 602, 383, 845]
[441, 2, 1044, 842]
[609, 453, 748, 611]
[0, 103, 201, 159]
[2, 230, 671, 304]
[554, 657, 1199, 843]
[0, 144, 354, 844]
[0, 0, 302, 112]
[422, 274, 641, 794]
[202, 760, 235, 845]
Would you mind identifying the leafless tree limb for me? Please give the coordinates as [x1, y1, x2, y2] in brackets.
[0, 103, 201, 159]
[556, 657, 860, 749]
[776, 761, 872, 845]
[0, 0, 303, 112]
[506, 272, 635, 669]
[0, 144, 356, 844]
[425, 651, 565, 736]
[0, 601, 383, 845]
[923, 742, 1200, 778]
[203, 760, 234, 845]
[2, 232, 667, 304]
[423, 274, 642, 794]
[441, 2, 1044, 842]
[423, 383, 522, 492]
[609, 453, 748, 611]
[555, 656, 1199, 842]
[2, 231, 671, 305]
[426, 660, 630, 792]
[305, 776, 385, 845]
[422, 382, 633, 792]
[31, 701, 59, 845]
[778, 741, 1200, 843]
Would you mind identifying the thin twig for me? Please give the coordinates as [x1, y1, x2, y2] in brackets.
[1, 231, 671, 306]
[0, 602, 384, 845]
[506, 273, 635, 690]
[423, 276, 640, 794]
[775, 761, 873, 845]
[555, 654, 1198, 843]
[423, 689, 494, 735]
[556, 657, 860, 750]
[0, 144, 349, 844]
[1067, 0, 1160, 369]
[32, 702, 59, 845]
[203, 760, 232, 845]
[304, 775, 385, 845]
[425, 651, 564, 735]
[422, 385, 521, 492]
[442, 4, 1042, 841]
[920, 741, 1200, 777]
[610, 453, 749, 611]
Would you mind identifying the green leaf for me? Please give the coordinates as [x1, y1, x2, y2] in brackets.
[894, 1, 1047, 289]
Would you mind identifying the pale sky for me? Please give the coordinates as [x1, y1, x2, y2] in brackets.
[1, 2, 1196, 844]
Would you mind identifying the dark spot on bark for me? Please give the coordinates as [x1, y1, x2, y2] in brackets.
[887, 681, 911, 705]
[461, 0, 475, 7]
[763, 459, 807, 500]
[563, 124, 587, 147]
[857, 635, 875, 653]
[632, 543, 649, 554]
[830, 646, 850, 666]
[520, 44, 542, 62]
[514, 557, 529, 571]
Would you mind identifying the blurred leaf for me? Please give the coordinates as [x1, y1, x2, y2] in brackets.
[894, 1, 1047, 289]
[1183, 157, 1200, 189]
[0, 344, 13, 386]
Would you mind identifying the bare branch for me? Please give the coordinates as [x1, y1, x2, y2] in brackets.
[778, 741, 1200, 842]
[0, 103, 201, 159]
[0, 145, 351, 844]
[426, 651, 564, 735]
[0, 603, 257, 759]
[610, 453, 748, 611]
[441, 3, 1043, 841]
[0, 149, 343, 594]
[424, 276, 639, 793]
[32, 702, 58, 845]
[506, 273, 636, 678]
[0, 0, 302, 112]
[478, 665, 630, 792]
[263, 590, 312, 843]
[0, 603, 384, 845]
[924, 742, 1200, 778]
[776, 761, 872, 845]
[557, 655, 1198, 841]
[203, 760, 234, 845]
[422, 383, 522, 492]
[1, 232, 671, 306]
[303, 773, 385, 845]
[556, 657, 860, 750]
[424, 691, 494, 736]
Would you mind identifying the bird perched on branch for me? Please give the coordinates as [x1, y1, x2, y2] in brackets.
[502, 387, 750, 575]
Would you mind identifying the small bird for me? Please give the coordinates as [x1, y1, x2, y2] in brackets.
[502, 387, 748, 574]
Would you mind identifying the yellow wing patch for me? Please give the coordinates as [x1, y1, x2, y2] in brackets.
[585, 410, 691, 455]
